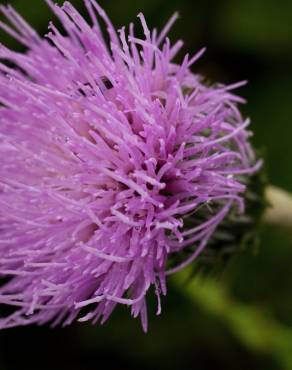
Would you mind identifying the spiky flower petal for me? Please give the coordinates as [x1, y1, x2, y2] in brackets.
[0, 0, 260, 330]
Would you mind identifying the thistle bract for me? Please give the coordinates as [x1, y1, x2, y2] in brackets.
[0, 0, 261, 330]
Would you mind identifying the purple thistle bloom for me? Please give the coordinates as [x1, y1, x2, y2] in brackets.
[0, 0, 261, 331]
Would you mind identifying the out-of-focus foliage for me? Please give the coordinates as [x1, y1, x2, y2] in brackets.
[0, 0, 291, 369]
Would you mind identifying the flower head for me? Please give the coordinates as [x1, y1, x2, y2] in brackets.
[0, 0, 260, 330]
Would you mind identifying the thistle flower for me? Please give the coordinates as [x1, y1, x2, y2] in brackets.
[0, 0, 261, 331]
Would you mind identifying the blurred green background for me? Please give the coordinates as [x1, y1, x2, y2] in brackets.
[0, 0, 292, 369]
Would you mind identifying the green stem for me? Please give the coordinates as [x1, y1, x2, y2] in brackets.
[172, 269, 292, 370]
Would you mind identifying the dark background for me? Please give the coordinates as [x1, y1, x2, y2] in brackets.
[0, 0, 292, 369]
